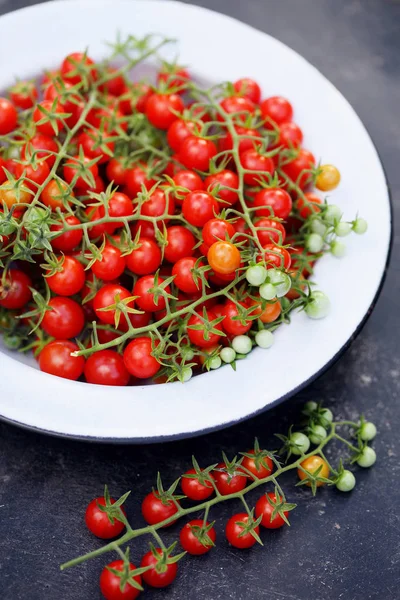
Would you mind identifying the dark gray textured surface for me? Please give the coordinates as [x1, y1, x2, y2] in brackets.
[0, 0, 399, 599]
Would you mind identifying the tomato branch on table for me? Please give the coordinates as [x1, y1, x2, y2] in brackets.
[60, 402, 377, 598]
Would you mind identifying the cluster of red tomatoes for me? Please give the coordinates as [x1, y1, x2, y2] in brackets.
[0, 49, 339, 385]
[84, 443, 332, 599]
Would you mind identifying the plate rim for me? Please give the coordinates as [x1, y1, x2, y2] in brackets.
[0, 0, 393, 443]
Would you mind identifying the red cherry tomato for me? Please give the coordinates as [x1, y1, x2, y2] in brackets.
[47, 255, 85, 296]
[84, 350, 130, 386]
[93, 284, 133, 326]
[125, 165, 156, 198]
[221, 301, 251, 335]
[145, 93, 184, 129]
[204, 170, 239, 206]
[125, 238, 162, 275]
[233, 78, 261, 104]
[92, 244, 126, 281]
[297, 193, 322, 219]
[99, 560, 142, 600]
[50, 216, 83, 252]
[85, 496, 126, 538]
[9, 81, 38, 109]
[240, 149, 275, 186]
[255, 492, 289, 529]
[281, 149, 316, 190]
[133, 275, 171, 312]
[181, 468, 214, 501]
[60, 52, 97, 85]
[179, 519, 216, 555]
[182, 190, 219, 227]
[164, 226, 195, 263]
[140, 549, 178, 588]
[253, 188, 293, 220]
[187, 310, 223, 348]
[0, 98, 18, 135]
[0, 269, 32, 309]
[41, 297, 85, 339]
[157, 65, 190, 92]
[172, 257, 206, 294]
[259, 244, 292, 270]
[141, 491, 179, 527]
[39, 340, 85, 381]
[167, 119, 200, 152]
[219, 125, 262, 155]
[277, 122, 303, 148]
[225, 513, 260, 549]
[22, 134, 59, 168]
[179, 136, 217, 172]
[260, 96, 293, 126]
[123, 337, 160, 379]
[213, 463, 247, 495]
[33, 100, 65, 137]
[202, 218, 235, 247]
[63, 154, 99, 189]
[219, 96, 255, 123]
[241, 449, 274, 479]
[255, 218, 286, 246]
[171, 170, 204, 205]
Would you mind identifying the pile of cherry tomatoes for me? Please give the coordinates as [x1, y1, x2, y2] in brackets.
[0, 43, 363, 386]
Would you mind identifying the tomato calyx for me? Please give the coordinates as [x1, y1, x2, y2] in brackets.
[145, 542, 186, 575]
[296, 463, 332, 495]
[214, 451, 247, 485]
[186, 306, 226, 344]
[240, 438, 275, 479]
[182, 456, 217, 490]
[97, 484, 131, 528]
[259, 487, 296, 527]
[154, 471, 186, 506]
[234, 509, 263, 545]
[187, 520, 217, 549]
[106, 547, 146, 593]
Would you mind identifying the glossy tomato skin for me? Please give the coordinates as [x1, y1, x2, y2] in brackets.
[202, 218, 235, 247]
[233, 78, 261, 104]
[255, 218, 286, 246]
[172, 257, 205, 294]
[125, 238, 162, 275]
[281, 149, 316, 190]
[255, 492, 289, 529]
[241, 450, 274, 479]
[140, 549, 178, 588]
[172, 170, 204, 205]
[77, 129, 114, 164]
[219, 125, 262, 155]
[219, 96, 255, 122]
[85, 496, 126, 538]
[92, 245, 126, 281]
[181, 468, 214, 501]
[141, 491, 179, 527]
[204, 170, 239, 206]
[93, 284, 133, 326]
[296, 193, 322, 219]
[41, 297, 85, 339]
[179, 520, 216, 555]
[253, 188, 293, 220]
[221, 301, 251, 336]
[0, 98, 18, 135]
[277, 122, 303, 148]
[33, 100, 65, 137]
[106, 158, 129, 185]
[14, 160, 50, 191]
[47, 256, 85, 296]
[123, 337, 160, 379]
[187, 310, 223, 348]
[208, 241, 241, 275]
[10, 81, 38, 109]
[99, 560, 142, 600]
[139, 188, 175, 219]
[51, 216, 83, 252]
[167, 119, 200, 152]
[39, 340, 85, 381]
[157, 65, 190, 92]
[84, 350, 130, 386]
[125, 165, 156, 197]
[260, 96, 293, 125]
[164, 226, 195, 263]
[240, 149, 275, 186]
[179, 136, 217, 172]
[0, 269, 32, 309]
[259, 244, 292, 270]
[225, 513, 260, 549]
[145, 93, 184, 130]
[182, 190, 219, 227]
[133, 275, 170, 312]
[213, 463, 247, 495]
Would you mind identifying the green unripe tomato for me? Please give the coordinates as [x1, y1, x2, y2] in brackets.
[304, 401, 318, 412]
[305, 291, 330, 319]
[220, 347, 236, 364]
[255, 329, 274, 349]
[259, 282, 276, 300]
[209, 356, 222, 370]
[356, 446, 376, 468]
[353, 218, 368, 234]
[246, 265, 267, 286]
[335, 222, 352, 237]
[306, 233, 324, 253]
[309, 424, 328, 445]
[232, 335, 252, 355]
[359, 422, 377, 441]
[336, 470, 356, 492]
[331, 240, 346, 258]
[324, 204, 342, 224]
[290, 432, 310, 455]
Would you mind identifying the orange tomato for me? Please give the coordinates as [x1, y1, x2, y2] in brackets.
[41, 179, 74, 211]
[207, 241, 241, 275]
[297, 455, 330, 487]
[249, 298, 281, 323]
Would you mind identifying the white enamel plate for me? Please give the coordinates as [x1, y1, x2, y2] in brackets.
[0, 0, 391, 441]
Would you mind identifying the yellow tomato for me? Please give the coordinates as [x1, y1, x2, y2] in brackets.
[315, 164, 341, 192]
